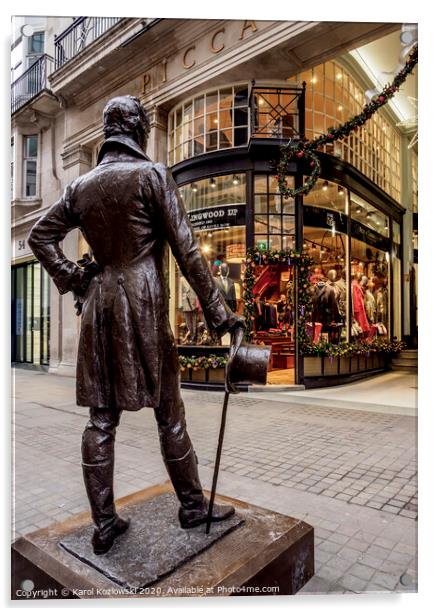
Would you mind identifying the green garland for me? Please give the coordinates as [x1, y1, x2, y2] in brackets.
[242, 248, 314, 346]
[275, 44, 418, 198]
[302, 338, 405, 358]
[179, 354, 227, 371]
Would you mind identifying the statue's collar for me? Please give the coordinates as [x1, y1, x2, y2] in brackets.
[97, 135, 151, 164]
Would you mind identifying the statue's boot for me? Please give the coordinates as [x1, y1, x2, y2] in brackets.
[164, 447, 235, 529]
[82, 408, 129, 555]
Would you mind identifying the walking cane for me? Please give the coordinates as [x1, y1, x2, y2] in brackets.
[205, 323, 266, 534]
[205, 326, 244, 535]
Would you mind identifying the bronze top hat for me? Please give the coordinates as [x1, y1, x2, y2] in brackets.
[225, 327, 272, 393]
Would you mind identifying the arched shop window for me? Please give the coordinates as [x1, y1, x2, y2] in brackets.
[175, 174, 247, 346]
[303, 178, 349, 344]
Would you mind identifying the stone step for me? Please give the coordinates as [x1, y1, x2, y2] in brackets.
[399, 349, 418, 358]
[392, 358, 418, 367]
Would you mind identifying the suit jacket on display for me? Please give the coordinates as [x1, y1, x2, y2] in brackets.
[28, 135, 237, 411]
[215, 275, 237, 312]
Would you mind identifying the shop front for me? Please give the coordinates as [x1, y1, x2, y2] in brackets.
[11, 259, 50, 367]
[169, 78, 405, 389]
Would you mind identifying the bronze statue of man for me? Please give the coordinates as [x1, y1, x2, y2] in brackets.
[28, 95, 244, 555]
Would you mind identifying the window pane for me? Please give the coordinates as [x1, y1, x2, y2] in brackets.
[30, 32, 44, 54]
[254, 195, 268, 214]
[282, 216, 295, 235]
[25, 135, 38, 158]
[219, 88, 233, 108]
[234, 86, 248, 107]
[194, 96, 204, 117]
[254, 215, 268, 234]
[234, 126, 247, 146]
[254, 175, 268, 193]
[219, 129, 232, 149]
[175, 175, 246, 347]
[205, 92, 218, 113]
[25, 160, 37, 197]
[304, 226, 349, 343]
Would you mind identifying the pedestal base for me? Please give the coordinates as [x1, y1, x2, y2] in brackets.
[12, 482, 314, 599]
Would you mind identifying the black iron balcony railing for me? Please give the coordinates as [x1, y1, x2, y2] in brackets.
[249, 81, 306, 141]
[54, 16, 123, 70]
[11, 54, 54, 115]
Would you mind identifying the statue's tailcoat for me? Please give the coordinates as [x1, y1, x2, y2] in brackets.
[28, 135, 235, 411]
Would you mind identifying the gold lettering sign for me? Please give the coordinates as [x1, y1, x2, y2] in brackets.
[239, 20, 257, 40]
[183, 46, 196, 69]
[210, 28, 225, 54]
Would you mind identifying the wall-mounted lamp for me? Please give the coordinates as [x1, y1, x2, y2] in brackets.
[210, 177, 216, 188]
[322, 181, 329, 191]
[232, 175, 240, 185]
[191, 183, 198, 193]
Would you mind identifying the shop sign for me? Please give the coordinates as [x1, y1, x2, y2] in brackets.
[141, 21, 260, 92]
[303, 206, 347, 234]
[350, 220, 389, 250]
[188, 203, 245, 231]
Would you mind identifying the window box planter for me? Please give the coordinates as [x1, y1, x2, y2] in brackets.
[190, 368, 207, 382]
[303, 356, 322, 376]
[339, 356, 351, 374]
[350, 356, 360, 373]
[207, 367, 225, 383]
[323, 356, 339, 376]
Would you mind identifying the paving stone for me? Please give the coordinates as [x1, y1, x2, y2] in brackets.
[338, 574, 367, 592]
[12, 369, 418, 595]
[370, 571, 400, 590]
[348, 562, 376, 581]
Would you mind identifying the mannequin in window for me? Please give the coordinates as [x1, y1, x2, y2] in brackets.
[215, 263, 237, 312]
[180, 276, 199, 344]
[351, 272, 370, 335]
[334, 269, 347, 320]
[312, 270, 341, 337]
[253, 293, 265, 331]
[362, 275, 376, 324]
[375, 277, 389, 325]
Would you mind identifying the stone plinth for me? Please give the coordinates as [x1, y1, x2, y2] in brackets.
[11, 482, 314, 599]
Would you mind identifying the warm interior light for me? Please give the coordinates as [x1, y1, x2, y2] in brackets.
[338, 105, 343, 111]
[356, 207, 362, 214]
[202, 244, 211, 254]
[336, 73, 342, 80]
[384, 219, 389, 230]
[258, 98, 264, 106]
[311, 77, 317, 84]
[210, 177, 216, 187]
[191, 183, 198, 193]
[322, 181, 329, 191]
[232, 175, 240, 185]
[338, 186, 344, 195]
[213, 117, 218, 124]
[207, 232, 213, 238]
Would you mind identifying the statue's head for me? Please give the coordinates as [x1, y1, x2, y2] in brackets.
[103, 95, 150, 149]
